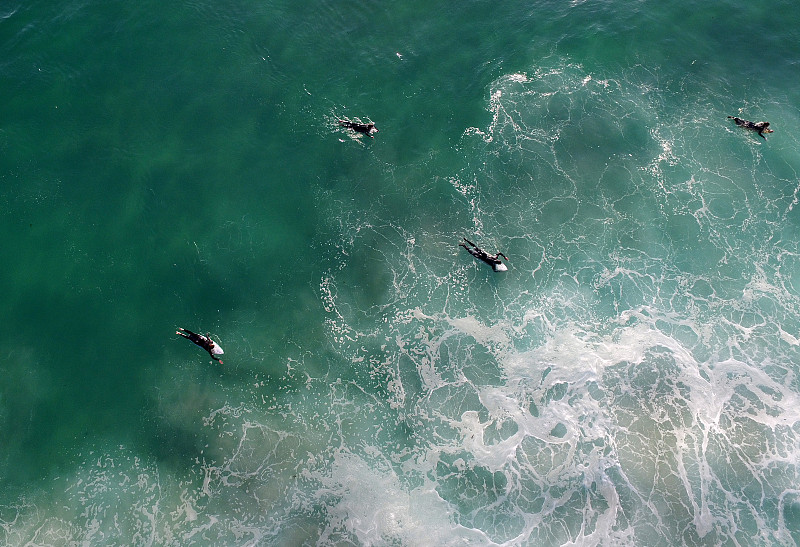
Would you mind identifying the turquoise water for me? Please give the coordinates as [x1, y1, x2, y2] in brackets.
[2, 0, 800, 544]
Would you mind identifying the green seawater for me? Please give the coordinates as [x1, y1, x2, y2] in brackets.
[2, 0, 800, 545]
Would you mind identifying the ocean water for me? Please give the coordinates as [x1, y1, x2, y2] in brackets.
[2, 0, 800, 545]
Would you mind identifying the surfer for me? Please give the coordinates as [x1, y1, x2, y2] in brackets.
[339, 119, 378, 138]
[727, 116, 773, 139]
[459, 237, 509, 272]
[176, 327, 224, 363]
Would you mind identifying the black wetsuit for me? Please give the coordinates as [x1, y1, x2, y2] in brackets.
[177, 328, 222, 363]
[728, 116, 771, 139]
[339, 119, 377, 138]
[460, 238, 507, 271]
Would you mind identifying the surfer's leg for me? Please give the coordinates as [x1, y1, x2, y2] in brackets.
[177, 328, 204, 345]
[460, 243, 479, 258]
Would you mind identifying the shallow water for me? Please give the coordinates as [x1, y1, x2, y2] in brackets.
[2, 0, 800, 545]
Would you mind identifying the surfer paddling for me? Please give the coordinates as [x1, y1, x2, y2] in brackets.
[176, 327, 224, 363]
[338, 119, 378, 138]
[459, 237, 509, 272]
[727, 116, 773, 140]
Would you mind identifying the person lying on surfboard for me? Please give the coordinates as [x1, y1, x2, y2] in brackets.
[459, 237, 509, 272]
[727, 116, 773, 139]
[176, 327, 224, 363]
[338, 119, 378, 138]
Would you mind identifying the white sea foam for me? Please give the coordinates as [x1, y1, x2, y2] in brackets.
[313, 450, 489, 546]
[300, 55, 800, 545]
[5, 47, 800, 547]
